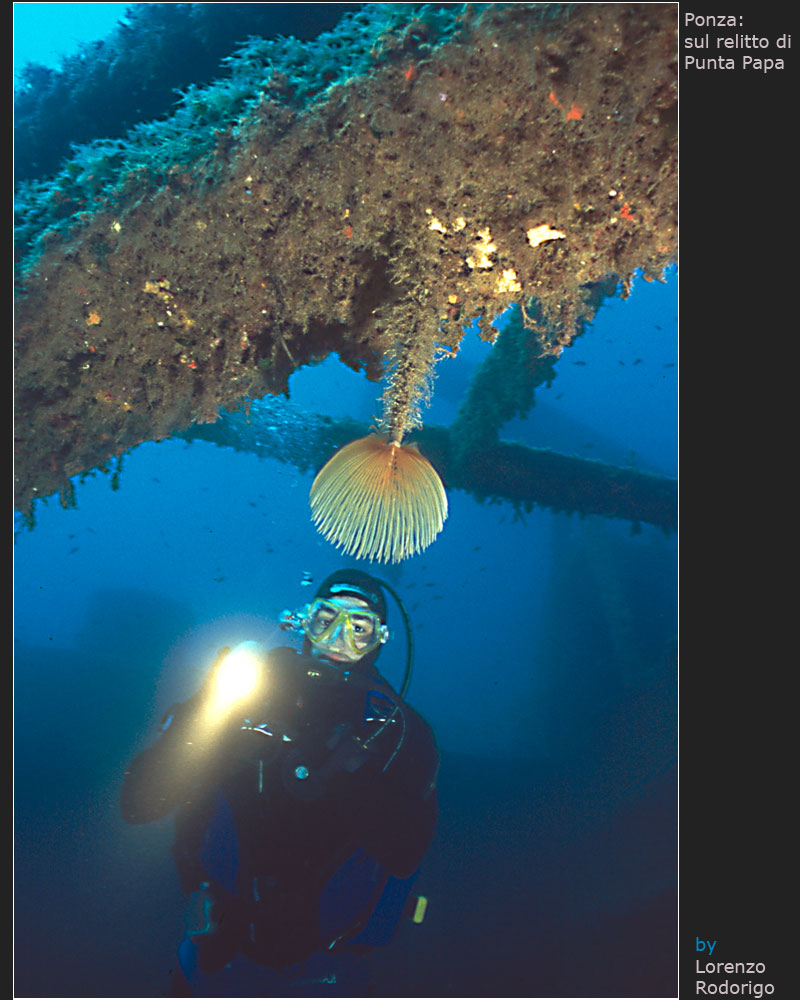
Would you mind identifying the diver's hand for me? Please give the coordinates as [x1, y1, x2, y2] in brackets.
[158, 647, 232, 731]
[198, 646, 232, 700]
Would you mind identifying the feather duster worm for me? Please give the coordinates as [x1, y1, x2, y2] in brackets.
[310, 334, 448, 563]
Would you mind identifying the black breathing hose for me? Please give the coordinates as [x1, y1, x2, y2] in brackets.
[373, 577, 414, 700]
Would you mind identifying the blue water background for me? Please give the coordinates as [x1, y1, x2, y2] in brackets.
[14, 7, 678, 997]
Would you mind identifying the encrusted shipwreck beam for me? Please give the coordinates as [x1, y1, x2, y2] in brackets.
[443, 438, 677, 532]
[177, 399, 677, 534]
[14, 3, 677, 513]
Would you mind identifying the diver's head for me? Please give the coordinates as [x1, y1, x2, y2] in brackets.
[303, 570, 389, 667]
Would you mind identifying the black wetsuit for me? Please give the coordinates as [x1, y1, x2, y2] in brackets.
[120, 646, 438, 974]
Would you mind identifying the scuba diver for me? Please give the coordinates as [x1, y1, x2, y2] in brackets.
[120, 570, 438, 997]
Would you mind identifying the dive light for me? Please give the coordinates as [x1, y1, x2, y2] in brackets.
[212, 641, 266, 709]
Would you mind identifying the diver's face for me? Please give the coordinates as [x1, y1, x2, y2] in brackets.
[308, 596, 375, 664]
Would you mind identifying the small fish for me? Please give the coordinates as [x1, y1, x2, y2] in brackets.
[300, 571, 314, 587]
[572, 360, 587, 366]
[633, 358, 642, 366]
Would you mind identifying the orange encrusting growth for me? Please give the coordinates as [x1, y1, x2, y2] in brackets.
[309, 434, 448, 563]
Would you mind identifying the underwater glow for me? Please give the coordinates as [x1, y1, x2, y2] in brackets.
[212, 642, 264, 709]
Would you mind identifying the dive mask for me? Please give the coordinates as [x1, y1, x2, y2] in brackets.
[281, 598, 389, 654]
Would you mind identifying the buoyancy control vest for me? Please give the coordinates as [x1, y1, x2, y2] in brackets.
[170, 647, 432, 972]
